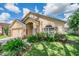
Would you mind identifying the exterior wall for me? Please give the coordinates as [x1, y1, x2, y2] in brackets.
[24, 16, 65, 35]
[38, 18, 65, 33]
[24, 18, 40, 35]
[10, 21, 26, 38]
[11, 29, 26, 38]
[10, 21, 23, 29]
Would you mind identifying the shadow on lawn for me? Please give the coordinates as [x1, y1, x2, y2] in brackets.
[71, 43, 79, 56]
[25, 43, 48, 56]
[67, 34, 79, 43]
[66, 40, 77, 45]
[25, 42, 60, 56]
[25, 41, 79, 56]
[61, 43, 71, 56]
[62, 39, 79, 56]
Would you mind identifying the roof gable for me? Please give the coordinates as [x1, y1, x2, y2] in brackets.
[10, 20, 26, 29]
[21, 12, 66, 23]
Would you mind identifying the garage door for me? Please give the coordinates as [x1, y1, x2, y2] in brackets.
[12, 29, 22, 38]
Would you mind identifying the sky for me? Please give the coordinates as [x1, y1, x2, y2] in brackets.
[0, 3, 79, 23]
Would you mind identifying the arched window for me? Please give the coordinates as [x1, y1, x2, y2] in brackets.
[44, 25, 54, 34]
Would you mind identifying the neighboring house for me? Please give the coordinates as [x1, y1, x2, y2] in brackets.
[0, 25, 3, 34]
[0, 23, 9, 35]
[10, 12, 66, 38]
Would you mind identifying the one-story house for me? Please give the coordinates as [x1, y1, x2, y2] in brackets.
[9, 12, 66, 38]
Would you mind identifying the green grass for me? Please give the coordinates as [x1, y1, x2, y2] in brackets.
[0, 35, 7, 39]
[24, 41, 79, 56]
[23, 34, 79, 56]
[66, 34, 79, 43]
[0, 34, 79, 56]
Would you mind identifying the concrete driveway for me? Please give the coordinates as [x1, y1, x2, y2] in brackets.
[0, 37, 15, 45]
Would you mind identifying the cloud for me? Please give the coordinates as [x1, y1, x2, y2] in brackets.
[63, 3, 79, 20]
[0, 8, 4, 11]
[5, 3, 21, 13]
[43, 3, 69, 15]
[43, 3, 79, 21]
[22, 8, 30, 18]
[6, 20, 13, 24]
[34, 6, 39, 13]
[0, 13, 11, 23]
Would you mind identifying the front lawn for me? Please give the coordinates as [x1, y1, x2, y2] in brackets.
[24, 41, 79, 56]
[23, 34, 79, 56]
[0, 35, 7, 39]
[66, 34, 79, 43]
[0, 33, 79, 56]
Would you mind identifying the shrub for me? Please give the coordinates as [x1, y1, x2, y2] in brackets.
[36, 32, 48, 41]
[27, 35, 38, 43]
[27, 32, 55, 43]
[1, 38, 28, 56]
[54, 33, 67, 42]
[27, 32, 68, 43]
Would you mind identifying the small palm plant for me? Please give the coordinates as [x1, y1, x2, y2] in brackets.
[2, 38, 28, 56]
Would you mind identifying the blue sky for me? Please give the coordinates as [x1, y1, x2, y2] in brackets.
[0, 3, 46, 22]
[0, 3, 79, 23]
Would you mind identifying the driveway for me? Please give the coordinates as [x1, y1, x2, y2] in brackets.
[0, 37, 15, 45]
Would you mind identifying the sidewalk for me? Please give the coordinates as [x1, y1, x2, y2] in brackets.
[0, 37, 15, 45]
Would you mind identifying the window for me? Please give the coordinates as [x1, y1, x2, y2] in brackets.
[44, 25, 54, 34]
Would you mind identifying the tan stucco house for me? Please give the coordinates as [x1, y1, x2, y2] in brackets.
[10, 12, 66, 38]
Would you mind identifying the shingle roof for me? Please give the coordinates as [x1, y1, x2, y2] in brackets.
[31, 13, 66, 22]
[22, 12, 66, 23]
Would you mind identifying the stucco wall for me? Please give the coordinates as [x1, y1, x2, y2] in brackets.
[10, 21, 26, 38]
[24, 16, 65, 34]
[10, 21, 23, 29]
[39, 18, 65, 33]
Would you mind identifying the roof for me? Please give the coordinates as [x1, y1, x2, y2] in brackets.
[9, 20, 26, 29]
[22, 12, 66, 23]
[0, 23, 9, 26]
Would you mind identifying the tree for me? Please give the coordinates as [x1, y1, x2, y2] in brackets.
[67, 9, 79, 32]
[3, 25, 9, 36]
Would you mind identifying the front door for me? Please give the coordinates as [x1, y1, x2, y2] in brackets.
[26, 22, 33, 36]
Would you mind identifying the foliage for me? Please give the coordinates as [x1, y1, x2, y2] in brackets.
[1, 38, 28, 56]
[54, 33, 67, 42]
[27, 32, 68, 43]
[67, 9, 79, 31]
[3, 25, 9, 36]
[27, 32, 55, 43]
[27, 35, 38, 43]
